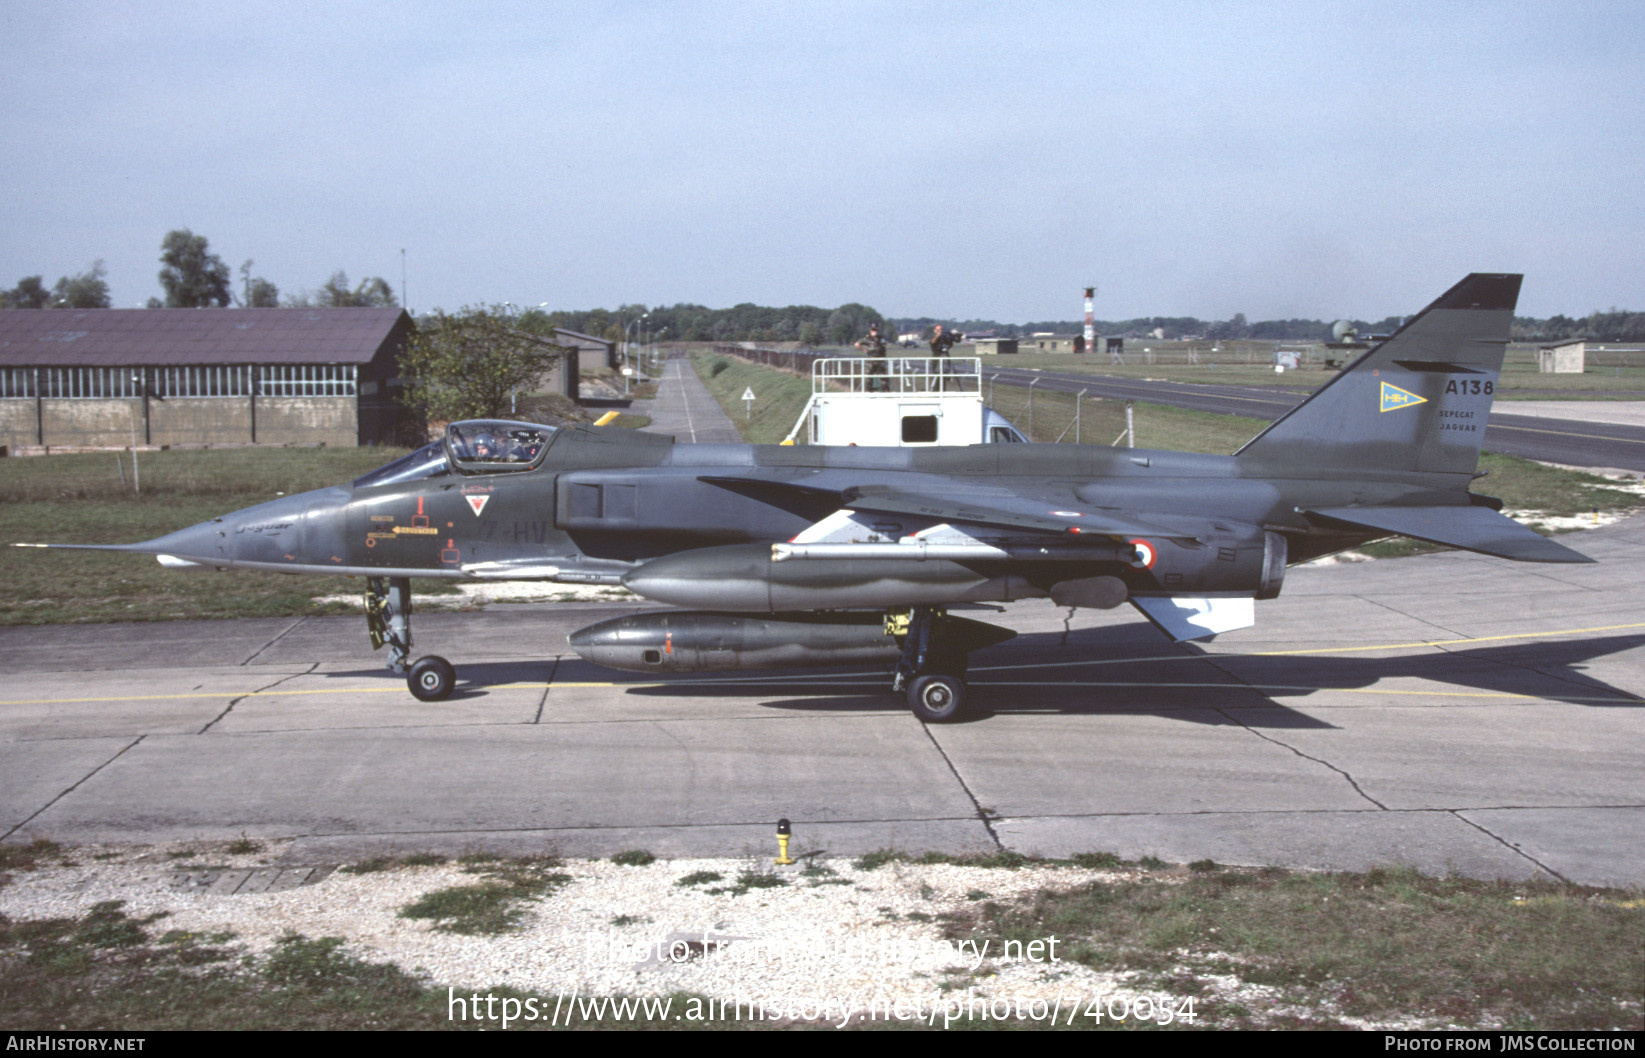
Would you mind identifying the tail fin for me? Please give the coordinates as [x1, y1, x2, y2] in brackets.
[1236, 273, 1520, 477]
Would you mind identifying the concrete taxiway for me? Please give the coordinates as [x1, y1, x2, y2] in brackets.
[2, 516, 1641, 888]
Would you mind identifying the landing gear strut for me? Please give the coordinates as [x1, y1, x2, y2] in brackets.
[365, 576, 456, 701]
[891, 606, 970, 723]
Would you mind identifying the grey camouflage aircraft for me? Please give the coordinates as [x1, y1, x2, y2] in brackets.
[28, 274, 1589, 721]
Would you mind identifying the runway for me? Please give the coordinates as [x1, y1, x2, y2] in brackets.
[2, 516, 1640, 887]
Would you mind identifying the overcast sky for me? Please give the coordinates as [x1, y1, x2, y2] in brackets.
[2, 1, 1639, 323]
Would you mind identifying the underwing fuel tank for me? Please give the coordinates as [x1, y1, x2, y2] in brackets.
[620, 543, 1057, 611]
[568, 610, 1016, 674]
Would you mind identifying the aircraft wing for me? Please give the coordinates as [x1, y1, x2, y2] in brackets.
[836, 486, 1180, 539]
[1304, 505, 1593, 563]
[700, 475, 1179, 540]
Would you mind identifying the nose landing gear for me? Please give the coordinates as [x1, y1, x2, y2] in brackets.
[365, 576, 456, 701]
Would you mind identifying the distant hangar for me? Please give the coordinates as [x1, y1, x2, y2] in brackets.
[0, 308, 416, 451]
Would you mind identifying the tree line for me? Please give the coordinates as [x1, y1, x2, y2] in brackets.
[528, 302, 891, 346]
[1, 229, 397, 310]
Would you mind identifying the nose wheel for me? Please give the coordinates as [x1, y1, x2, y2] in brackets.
[408, 655, 456, 701]
[366, 577, 458, 700]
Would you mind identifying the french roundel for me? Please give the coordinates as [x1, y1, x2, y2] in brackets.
[1127, 538, 1156, 569]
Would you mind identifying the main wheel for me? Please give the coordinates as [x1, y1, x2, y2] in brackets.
[908, 673, 966, 723]
[408, 655, 456, 701]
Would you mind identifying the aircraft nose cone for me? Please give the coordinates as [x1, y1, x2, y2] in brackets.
[123, 487, 350, 569]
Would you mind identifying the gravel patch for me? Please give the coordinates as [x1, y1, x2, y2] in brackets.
[1, 842, 1159, 1013]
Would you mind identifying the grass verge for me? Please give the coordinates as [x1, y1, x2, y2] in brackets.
[945, 864, 1643, 1030]
[0, 445, 470, 625]
[689, 350, 813, 443]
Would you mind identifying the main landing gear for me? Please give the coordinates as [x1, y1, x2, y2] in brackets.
[365, 577, 456, 701]
[890, 606, 972, 723]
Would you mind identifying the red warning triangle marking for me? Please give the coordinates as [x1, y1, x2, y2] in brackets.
[466, 494, 489, 516]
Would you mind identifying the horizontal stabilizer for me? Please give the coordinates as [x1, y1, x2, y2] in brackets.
[1130, 596, 1255, 641]
[1305, 506, 1593, 563]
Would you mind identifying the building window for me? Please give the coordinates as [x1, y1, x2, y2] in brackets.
[1, 368, 37, 398]
[0, 364, 361, 399]
[258, 364, 357, 397]
[155, 365, 251, 397]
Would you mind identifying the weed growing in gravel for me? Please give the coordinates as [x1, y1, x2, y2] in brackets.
[0, 839, 63, 872]
[705, 870, 789, 897]
[342, 853, 449, 874]
[225, 834, 262, 855]
[674, 870, 723, 887]
[611, 850, 656, 867]
[852, 849, 900, 871]
[399, 859, 571, 934]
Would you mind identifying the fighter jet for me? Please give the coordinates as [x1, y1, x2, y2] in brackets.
[24, 274, 1590, 721]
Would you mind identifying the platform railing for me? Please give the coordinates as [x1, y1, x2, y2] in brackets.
[811, 356, 981, 395]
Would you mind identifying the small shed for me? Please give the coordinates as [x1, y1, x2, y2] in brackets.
[1538, 340, 1586, 374]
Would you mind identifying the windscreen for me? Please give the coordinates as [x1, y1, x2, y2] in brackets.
[352, 442, 449, 488]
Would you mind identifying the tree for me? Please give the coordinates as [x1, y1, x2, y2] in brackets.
[51, 261, 111, 308]
[3, 275, 50, 309]
[246, 277, 279, 307]
[399, 306, 568, 423]
[318, 270, 398, 308]
[159, 229, 232, 307]
[238, 260, 279, 307]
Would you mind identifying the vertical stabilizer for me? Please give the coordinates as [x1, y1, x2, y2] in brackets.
[1236, 273, 1520, 477]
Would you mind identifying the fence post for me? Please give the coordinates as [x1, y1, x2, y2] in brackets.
[1076, 389, 1087, 444]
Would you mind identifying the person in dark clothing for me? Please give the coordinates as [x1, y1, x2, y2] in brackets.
[929, 324, 958, 390]
[856, 323, 889, 391]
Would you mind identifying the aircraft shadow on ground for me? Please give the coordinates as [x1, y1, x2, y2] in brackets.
[315, 630, 1644, 728]
[573, 628, 1645, 727]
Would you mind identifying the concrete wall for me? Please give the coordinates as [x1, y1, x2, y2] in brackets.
[149, 398, 252, 446]
[0, 400, 37, 452]
[254, 398, 358, 446]
[0, 395, 360, 449]
[40, 399, 146, 446]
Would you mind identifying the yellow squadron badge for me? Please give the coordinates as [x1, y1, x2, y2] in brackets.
[1380, 381, 1427, 413]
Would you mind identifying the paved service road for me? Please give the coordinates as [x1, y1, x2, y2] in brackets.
[2, 516, 1640, 887]
[628, 355, 742, 443]
[982, 366, 1645, 472]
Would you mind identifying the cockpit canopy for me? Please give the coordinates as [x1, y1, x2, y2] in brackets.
[352, 420, 557, 489]
[445, 420, 556, 471]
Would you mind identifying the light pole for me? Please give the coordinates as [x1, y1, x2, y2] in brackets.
[623, 312, 649, 395]
[651, 327, 667, 376]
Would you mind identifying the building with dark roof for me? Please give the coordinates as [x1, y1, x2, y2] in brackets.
[0, 308, 413, 450]
[549, 327, 615, 376]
